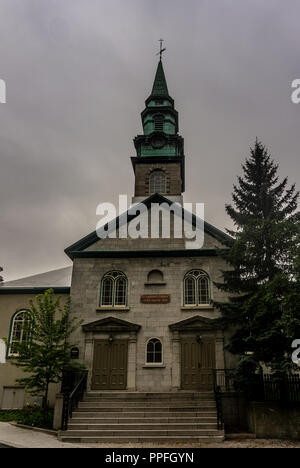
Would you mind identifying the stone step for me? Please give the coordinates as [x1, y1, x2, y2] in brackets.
[78, 400, 216, 408]
[62, 391, 221, 444]
[59, 435, 225, 443]
[72, 410, 217, 418]
[68, 422, 218, 430]
[70, 416, 217, 424]
[84, 392, 214, 400]
[61, 429, 221, 437]
[75, 406, 216, 413]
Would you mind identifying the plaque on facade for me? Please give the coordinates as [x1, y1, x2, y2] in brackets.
[70, 347, 79, 359]
[141, 294, 170, 304]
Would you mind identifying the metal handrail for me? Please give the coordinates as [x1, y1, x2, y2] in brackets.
[61, 370, 88, 431]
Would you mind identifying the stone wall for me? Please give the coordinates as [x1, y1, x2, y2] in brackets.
[247, 402, 300, 439]
[70, 251, 234, 391]
[134, 162, 182, 197]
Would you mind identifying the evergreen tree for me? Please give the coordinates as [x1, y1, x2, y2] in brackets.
[215, 140, 299, 382]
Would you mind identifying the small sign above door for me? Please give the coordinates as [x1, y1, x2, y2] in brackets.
[141, 294, 170, 304]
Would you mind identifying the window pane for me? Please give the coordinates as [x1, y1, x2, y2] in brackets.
[198, 277, 209, 304]
[101, 278, 113, 305]
[184, 277, 196, 305]
[115, 277, 126, 306]
[147, 352, 154, 363]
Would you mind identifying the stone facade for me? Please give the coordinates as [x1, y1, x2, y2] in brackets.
[69, 225, 236, 391]
[134, 162, 182, 197]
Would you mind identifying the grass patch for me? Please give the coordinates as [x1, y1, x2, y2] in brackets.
[0, 406, 54, 429]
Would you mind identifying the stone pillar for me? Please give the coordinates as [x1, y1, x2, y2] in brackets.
[53, 393, 64, 430]
[215, 330, 225, 369]
[171, 331, 181, 390]
[84, 336, 94, 390]
[127, 332, 137, 390]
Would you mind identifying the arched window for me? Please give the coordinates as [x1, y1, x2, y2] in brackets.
[146, 338, 163, 364]
[183, 270, 210, 306]
[149, 170, 166, 194]
[8, 310, 33, 356]
[100, 271, 127, 307]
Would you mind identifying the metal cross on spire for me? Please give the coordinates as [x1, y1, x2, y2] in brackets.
[156, 39, 166, 60]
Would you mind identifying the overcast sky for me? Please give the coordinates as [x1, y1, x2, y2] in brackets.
[0, 0, 299, 281]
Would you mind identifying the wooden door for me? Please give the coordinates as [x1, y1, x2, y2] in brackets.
[92, 339, 128, 390]
[181, 338, 215, 390]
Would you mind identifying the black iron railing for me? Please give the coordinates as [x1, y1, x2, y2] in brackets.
[212, 369, 235, 430]
[262, 374, 300, 403]
[61, 370, 88, 431]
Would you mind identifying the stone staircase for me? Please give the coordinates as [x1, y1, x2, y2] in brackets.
[59, 391, 224, 443]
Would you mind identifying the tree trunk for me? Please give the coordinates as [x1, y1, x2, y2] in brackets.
[43, 382, 49, 425]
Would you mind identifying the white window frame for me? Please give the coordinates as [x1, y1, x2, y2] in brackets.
[145, 337, 163, 365]
[8, 310, 33, 357]
[100, 271, 128, 308]
[183, 270, 211, 307]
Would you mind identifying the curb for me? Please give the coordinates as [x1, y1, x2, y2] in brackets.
[226, 433, 256, 440]
[9, 422, 57, 437]
[0, 439, 23, 448]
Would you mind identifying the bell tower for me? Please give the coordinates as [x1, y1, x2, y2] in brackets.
[131, 55, 185, 204]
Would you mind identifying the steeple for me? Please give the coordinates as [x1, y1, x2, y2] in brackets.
[131, 55, 185, 201]
[134, 58, 182, 157]
[150, 60, 169, 98]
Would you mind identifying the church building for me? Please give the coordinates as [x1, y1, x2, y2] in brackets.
[0, 58, 237, 441]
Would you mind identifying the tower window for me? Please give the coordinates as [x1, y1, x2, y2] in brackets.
[149, 170, 166, 194]
[153, 114, 164, 132]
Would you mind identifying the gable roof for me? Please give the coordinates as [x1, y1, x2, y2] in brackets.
[64, 193, 233, 260]
[82, 316, 141, 333]
[169, 315, 221, 331]
[0, 266, 72, 294]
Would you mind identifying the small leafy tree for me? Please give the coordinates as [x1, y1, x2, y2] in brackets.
[215, 140, 300, 387]
[8, 289, 82, 420]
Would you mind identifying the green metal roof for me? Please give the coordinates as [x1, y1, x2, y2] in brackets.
[150, 60, 169, 98]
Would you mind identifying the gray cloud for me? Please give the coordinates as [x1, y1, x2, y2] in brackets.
[0, 0, 299, 280]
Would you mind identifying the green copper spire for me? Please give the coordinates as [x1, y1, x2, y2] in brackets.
[133, 56, 184, 159]
[151, 60, 169, 98]
[131, 49, 185, 194]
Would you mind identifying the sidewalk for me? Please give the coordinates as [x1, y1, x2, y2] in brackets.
[0, 422, 86, 448]
[1, 422, 300, 448]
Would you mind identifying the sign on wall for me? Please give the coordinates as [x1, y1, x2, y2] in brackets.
[141, 294, 170, 304]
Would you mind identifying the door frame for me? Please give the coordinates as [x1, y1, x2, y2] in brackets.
[169, 315, 225, 391]
[180, 336, 216, 390]
[91, 338, 128, 390]
[82, 316, 141, 391]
